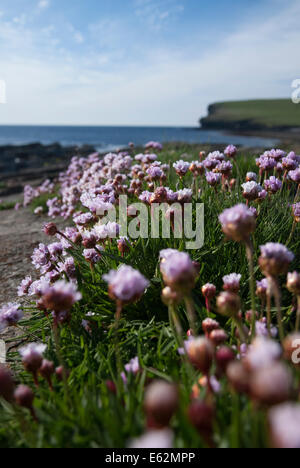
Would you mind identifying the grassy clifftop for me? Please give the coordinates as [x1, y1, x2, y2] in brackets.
[200, 99, 300, 131]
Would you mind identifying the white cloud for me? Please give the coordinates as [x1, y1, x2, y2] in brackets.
[38, 0, 50, 10]
[134, 0, 184, 29]
[0, 0, 299, 126]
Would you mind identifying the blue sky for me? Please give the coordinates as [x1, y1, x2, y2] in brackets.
[0, 0, 299, 126]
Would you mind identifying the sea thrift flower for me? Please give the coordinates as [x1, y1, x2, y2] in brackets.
[103, 265, 149, 305]
[217, 292, 241, 317]
[43, 223, 58, 236]
[256, 278, 268, 298]
[130, 429, 173, 449]
[289, 168, 300, 183]
[282, 157, 298, 171]
[14, 385, 36, 420]
[269, 403, 300, 448]
[246, 172, 257, 182]
[39, 360, 55, 389]
[202, 318, 220, 336]
[159, 251, 198, 292]
[217, 161, 233, 175]
[144, 380, 178, 429]
[264, 176, 282, 194]
[0, 303, 23, 329]
[259, 243, 294, 277]
[293, 203, 300, 222]
[226, 361, 250, 394]
[17, 276, 33, 297]
[31, 244, 50, 270]
[19, 343, 46, 384]
[186, 337, 214, 373]
[223, 273, 242, 293]
[244, 337, 281, 371]
[215, 347, 235, 374]
[161, 287, 183, 306]
[250, 363, 292, 406]
[219, 204, 256, 242]
[209, 329, 228, 346]
[224, 145, 237, 158]
[206, 172, 221, 186]
[287, 271, 300, 295]
[173, 160, 190, 177]
[41, 281, 82, 312]
[241, 181, 262, 201]
[117, 237, 131, 256]
[202, 284, 216, 300]
[258, 189, 267, 201]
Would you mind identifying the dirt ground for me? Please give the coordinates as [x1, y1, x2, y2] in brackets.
[0, 203, 66, 351]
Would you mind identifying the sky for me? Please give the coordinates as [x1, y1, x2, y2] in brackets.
[0, 0, 299, 126]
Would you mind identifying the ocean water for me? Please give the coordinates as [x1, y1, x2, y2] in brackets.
[0, 125, 278, 151]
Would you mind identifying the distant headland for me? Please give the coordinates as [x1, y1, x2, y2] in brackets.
[200, 99, 300, 132]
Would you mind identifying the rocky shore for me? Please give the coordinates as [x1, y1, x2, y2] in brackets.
[0, 142, 95, 197]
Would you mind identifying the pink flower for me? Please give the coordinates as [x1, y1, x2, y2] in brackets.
[269, 403, 300, 448]
[41, 280, 82, 312]
[173, 160, 190, 177]
[223, 273, 241, 293]
[17, 276, 33, 297]
[219, 204, 256, 242]
[159, 250, 197, 291]
[224, 145, 237, 158]
[0, 303, 23, 330]
[103, 265, 149, 304]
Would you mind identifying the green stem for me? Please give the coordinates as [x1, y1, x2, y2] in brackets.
[269, 276, 284, 343]
[245, 239, 257, 339]
[184, 295, 197, 336]
[296, 296, 300, 332]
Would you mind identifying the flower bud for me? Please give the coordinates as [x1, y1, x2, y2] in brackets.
[250, 363, 293, 406]
[202, 318, 220, 336]
[39, 360, 55, 389]
[186, 337, 214, 374]
[216, 347, 235, 374]
[144, 381, 179, 429]
[0, 365, 15, 402]
[106, 380, 117, 394]
[287, 272, 300, 295]
[226, 361, 250, 394]
[188, 401, 214, 445]
[55, 366, 70, 382]
[161, 287, 183, 306]
[43, 223, 58, 236]
[201, 284, 216, 300]
[217, 292, 241, 317]
[14, 385, 36, 420]
[209, 329, 228, 346]
[259, 243, 294, 277]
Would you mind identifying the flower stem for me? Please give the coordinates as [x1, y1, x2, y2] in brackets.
[245, 239, 257, 339]
[269, 276, 285, 343]
[184, 295, 197, 336]
[296, 296, 300, 332]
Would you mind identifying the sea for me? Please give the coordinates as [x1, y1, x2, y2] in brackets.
[0, 125, 278, 152]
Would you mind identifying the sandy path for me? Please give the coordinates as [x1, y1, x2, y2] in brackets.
[0, 206, 66, 352]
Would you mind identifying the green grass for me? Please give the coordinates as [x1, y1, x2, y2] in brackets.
[0, 144, 300, 448]
[201, 99, 300, 129]
[0, 201, 16, 211]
